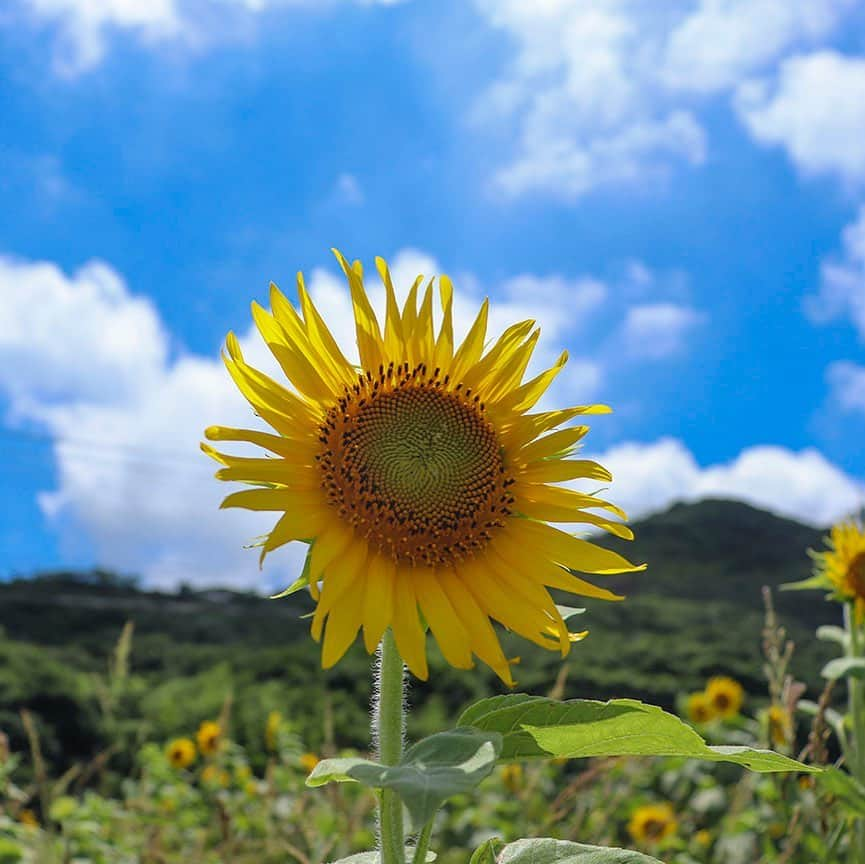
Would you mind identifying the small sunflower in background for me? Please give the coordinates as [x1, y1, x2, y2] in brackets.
[705, 676, 744, 719]
[196, 721, 222, 757]
[166, 738, 196, 769]
[627, 802, 677, 845]
[501, 763, 523, 793]
[17, 809, 39, 829]
[265, 710, 283, 752]
[766, 704, 792, 748]
[204, 251, 643, 684]
[299, 752, 321, 773]
[686, 691, 716, 724]
[813, 520, 865, 618]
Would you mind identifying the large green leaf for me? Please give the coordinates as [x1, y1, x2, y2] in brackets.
[459, 695, 817, 773]
[308, 728, 502, 828]
[480, 838, 663, 863]
[328, 851, 436, 864]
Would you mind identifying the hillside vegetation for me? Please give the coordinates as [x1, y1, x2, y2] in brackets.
[0, 499, 837, 778]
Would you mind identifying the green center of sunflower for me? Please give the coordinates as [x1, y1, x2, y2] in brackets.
[318, 362, 514, 566]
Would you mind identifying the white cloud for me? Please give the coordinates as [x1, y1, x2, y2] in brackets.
[334, 173, 364, 206]
[828, 361, 865, 414]
[470, 0, 859, 200]
[806, 204, 865, 338]
[598, 437, 863, 526]
[473, 0, 707, 200]
[0, 249, 614, 588]
[737, 52, 865, 183]
[13, 0, 406, 73]
[0, 255, 297, 591]
[663, 0, 855, 93]
[620, 303, 704, 359]
[0, 257, 168, 408]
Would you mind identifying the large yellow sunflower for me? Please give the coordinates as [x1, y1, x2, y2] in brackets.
[203, 251, 643, 685]
[814, 520, 865, 617]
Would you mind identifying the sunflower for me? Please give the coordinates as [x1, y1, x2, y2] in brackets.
[705, 676, 744, 719]
[627, 803, 677, 845]
[685, 691, 716, 724]
[204, 251, 643, 684]
[814, 520, 865, 618]
[265, 710, 283, 752]
[196, 721, 222, 757]
[766, 704, 791, 748]
[166, 738, 196, 769]
[300, 752, 321, 773]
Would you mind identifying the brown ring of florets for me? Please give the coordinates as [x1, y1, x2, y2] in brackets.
[317, 362, 514, 567]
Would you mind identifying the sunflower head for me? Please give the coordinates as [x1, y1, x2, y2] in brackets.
[204, 251, 644, 685]
[196, 721, 222, 757]
[166, 738, 196, 769]
[627, 803, 677, 845]
[705, 676, 744, 719]
[685, 691, 716, 724]
[814, 520, 865, 615]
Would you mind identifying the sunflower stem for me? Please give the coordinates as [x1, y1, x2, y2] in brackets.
[845, 603, 865, 864]
[376, 629, 405, 864]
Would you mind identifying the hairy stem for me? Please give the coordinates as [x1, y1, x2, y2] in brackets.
[845, 604, 865, 864]
[376, 629, 405, 864]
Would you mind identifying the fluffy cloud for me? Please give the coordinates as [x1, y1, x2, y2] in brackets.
[598, 438, 863, 526]
[663, 0, 855, 93]
[828, 361, 865, 414]
[0, 254, 296, 590]
[471, 0, 858, 200]
[620, 303, 704, 359]
[737, 52, 865, 183]
[0, 249, 608, 589]
[805, 204, 865, 338]
[473, 0, 707, 200]
[13, 0, 405, 73]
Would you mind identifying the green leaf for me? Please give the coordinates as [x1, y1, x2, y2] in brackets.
[270, 551, 312, 599]
[780, 575, 827, 592]
[487, 838, 663, 863]
[818, 768, 865, 816]
[555, 606, 586, 620]
[469, 839, 502, 864]
[459, 695, 818, 773]
[328, 851, 436, 864]
[308, 728, 502, 829]
[817, 625, 849, 647]
[822, 657, 865, 680]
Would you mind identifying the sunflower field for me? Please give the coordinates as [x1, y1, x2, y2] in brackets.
[1, 257, 865, 864]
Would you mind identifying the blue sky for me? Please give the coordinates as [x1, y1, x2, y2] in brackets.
[1, 0, 864, 590]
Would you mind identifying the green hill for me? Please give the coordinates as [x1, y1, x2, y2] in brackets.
[0, 498, 839, 778]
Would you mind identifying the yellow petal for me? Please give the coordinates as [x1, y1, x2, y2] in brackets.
[516, 484, 627, 521]
[516, 426, 590, 463]
[375, 257, 407, 360]
[511, 520, 646, 575]
[311, 538, 368, 640]
[518, 459, 612, 484]
[439, 569, 514, 686]
[413, 569, 474, 670]
[433, 275, 454, 371]
[390, 570, 429, 680]
[363, 555, 396, 653]
[322, 571, 366, 668]
[449, 299, 488, 381]
[332, 249, 384, 371]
